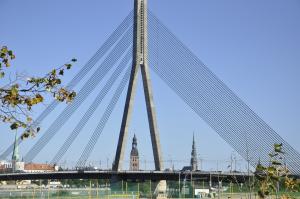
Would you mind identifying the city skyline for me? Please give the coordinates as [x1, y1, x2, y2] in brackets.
[0, 0, 299, 171]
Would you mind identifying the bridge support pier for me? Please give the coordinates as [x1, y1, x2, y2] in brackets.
[154, 180, 167, 199]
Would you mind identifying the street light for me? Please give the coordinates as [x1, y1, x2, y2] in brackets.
[179, 172, 190, 198]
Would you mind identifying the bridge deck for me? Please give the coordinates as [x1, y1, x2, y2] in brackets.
[0, 170, 253, 182]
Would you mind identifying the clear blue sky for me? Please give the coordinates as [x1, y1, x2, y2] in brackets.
[0, 0, 299, 171]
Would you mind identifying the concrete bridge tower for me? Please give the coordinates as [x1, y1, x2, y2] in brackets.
[113, 0, 163, 171]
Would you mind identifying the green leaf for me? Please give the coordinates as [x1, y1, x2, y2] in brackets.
[258, 190, 265, 198]
[8, 50, 13, 56]
[267, 167, 276, 173]
[55, 79, 61, 84]
[0, 53, 6, 58]
[272, 160, 282, 166]
[21, 132, 30, 140]
[274, 143, 283, 147]
[46, 87, 51, 92]
[0, 72, 4, 78]
[26, 117, 32, 123]
[1, 46, 8, 53]
[269, 183, 277, 191]
[65, 63, 72, 69]
[35, 94, 44, 103]
[256, 164, 266, 171]
[255, 174, 265, 180]
[10, 123, 19, 130]
[274, 143, 283, 153]
[264, 190, 269, 196]
[51, 69, 56, 75]
[59, 69, 64, 75]
[269, 153, 278, 158]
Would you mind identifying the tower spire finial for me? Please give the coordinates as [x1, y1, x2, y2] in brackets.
[130, 135, 139, 170]
[193, 132, 195, 142]
[191, 133, 198, 171]
[12, 131, 20, 162]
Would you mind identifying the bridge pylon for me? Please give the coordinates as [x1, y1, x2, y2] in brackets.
[113, 0, 163, 171]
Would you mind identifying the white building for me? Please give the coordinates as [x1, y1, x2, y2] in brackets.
[0, 160, 12, 172]
[0, 160, 12, 169]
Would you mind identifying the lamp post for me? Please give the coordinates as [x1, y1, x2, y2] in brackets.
[183, 177, 186, 198]
[182, 172, 190, 198]
[217, 171, 220, 199]
[178, 172, 181, 198]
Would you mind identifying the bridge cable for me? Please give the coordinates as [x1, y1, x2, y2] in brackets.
[150, 20, 300, 174]
[149, 11, 292, 156]
[148, 12, 300, 174]
[146, 15, 256, 168]
[76, 64, 131, 168]
[149, 16, 300, 173]
[150, 13, 300, 173]
[0, 11, 133, 160]
[149, 40, 260, 165]
[50, 47, 133, 164]
[148, 17, 263, 161]
[24, 28, 133, 162]
[150, 42, 281, 170]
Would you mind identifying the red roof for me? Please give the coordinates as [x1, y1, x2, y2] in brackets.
[24, 163, 55, 171]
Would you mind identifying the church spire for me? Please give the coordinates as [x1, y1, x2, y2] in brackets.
[132, 134, 137, 148]
[190, 133, 198, 171]
[12, 131, 20, 162]
[130, 134, 139, 170]
[12, 131, 25, 172]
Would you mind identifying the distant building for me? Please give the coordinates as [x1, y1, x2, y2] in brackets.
[181, 166, 192, 171]
[0, 133, 24, 173]
[0, 161, 12, 173]
[181, 134, 198, 171]
[24, 163, 57, 173]
[0, 160, 12, 169]
[130, 134, 139, 171]
[1, 133, 56, 174]
[190, 134, 198, 171]
[11, 132, 24, 172]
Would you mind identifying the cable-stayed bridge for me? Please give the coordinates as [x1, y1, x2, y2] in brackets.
[1, 0, 299, 181]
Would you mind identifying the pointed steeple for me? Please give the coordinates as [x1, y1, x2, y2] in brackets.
[12, 131, 20, 162]
[190, 133, 198, 171]
[130, 134, 139, 170]
[132, 134, 137, 148]
[131, 134, 139, 156]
